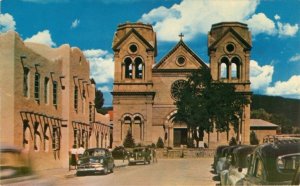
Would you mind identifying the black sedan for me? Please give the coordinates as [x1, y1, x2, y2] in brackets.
[76, 148, 114, 176]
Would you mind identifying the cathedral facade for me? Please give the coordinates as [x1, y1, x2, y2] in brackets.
[112, 22, 252, 148]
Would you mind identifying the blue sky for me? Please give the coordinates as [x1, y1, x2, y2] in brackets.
[1, 0, 300, 106]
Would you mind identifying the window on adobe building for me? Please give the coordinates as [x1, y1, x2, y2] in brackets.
[134, 116, 142, 140]
[23, 67, 30, 97]
[231, 57, 241, 79]
[74, 85, 78, 112]
[53, 81, 58, 108]
[73, 128, 78, 148]
[52, 126, 60, 150]
[96, 132, 99, 147]
[220, 57, 229, 79]
[135, 57, 143, 79]
[124, 57, 133, 79]
[34, 73, 40, 103]
[44, 77, 49, 104]
[89, 102, 94, 123]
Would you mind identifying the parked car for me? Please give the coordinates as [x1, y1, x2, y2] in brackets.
[243, 140, 300, 185]
[221, 145, 256, 186]
[128, 147, 151, 165]
[112, 146, 129, 160]
[76, 148, 114, 176]
[0, 145, 52, 185]
[219, 145, 243, 184]
[217, 145, 240, 176]
[213, 145, 228, 172]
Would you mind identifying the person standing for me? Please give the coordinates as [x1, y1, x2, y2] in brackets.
[69, 145, 77, 170]
[77, 144, 85, 159]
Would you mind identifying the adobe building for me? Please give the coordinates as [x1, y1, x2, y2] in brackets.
[250, 119, 279, 143]
[0, 31, 111, 170]
[112, 22, 252, 148]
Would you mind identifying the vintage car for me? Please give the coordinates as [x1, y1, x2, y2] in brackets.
[243, 140, 300, 185]
[0, 145, 52, 185]
[76, 148, 114, 176]
[128, 147, 151, 165]
[112, 146, 130, 160]
[221, 145, 256, 186]
[213, 145, 228, 172]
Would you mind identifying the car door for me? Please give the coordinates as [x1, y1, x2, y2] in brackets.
[243, 155, 266, 185]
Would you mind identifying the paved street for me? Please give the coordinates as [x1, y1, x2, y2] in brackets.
[52, 158, 217, 186]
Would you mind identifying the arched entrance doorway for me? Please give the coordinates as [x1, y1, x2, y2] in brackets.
[164, 110, 188, 147]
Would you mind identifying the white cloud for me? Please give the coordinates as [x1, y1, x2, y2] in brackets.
[83, 49, 114, 84]
[245, 13, 276, 35]
[98, 86, 111, 92]
[289, 54, 300, 62]
[250, 60, 274, 90]
[277, 22, 299, 37]
[71, 19, 80, 29]
[0, 13, 16, 33]
[266, 75, 300, 99]
[24, 30, 56, 47]
[139, 0, 298, 41]
[139, 0, 259, 41]
[274, 14, 280, 20]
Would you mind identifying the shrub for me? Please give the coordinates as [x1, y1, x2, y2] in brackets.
[156, 137, 164, 148]
[229, 137, 237, 146]
[123, 130, 135, 148]
[250, 130, 259, 145]
[151, 143, 156, 148]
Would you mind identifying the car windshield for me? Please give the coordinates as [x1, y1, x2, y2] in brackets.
[84, 149, 106, 157]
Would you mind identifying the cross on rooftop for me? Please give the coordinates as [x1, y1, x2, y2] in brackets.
[179, 33, 184, 40]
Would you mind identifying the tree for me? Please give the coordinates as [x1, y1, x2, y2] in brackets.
[95, 88, 104, 112]
[123, 130, 135, 148]
[156, 137, 164, 148]
[250, 131, 259, 145]
[172, 67, 249, 147]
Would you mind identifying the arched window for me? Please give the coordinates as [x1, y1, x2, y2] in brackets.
[135, 57, 143, 79]
[220, 57, 229, 79]
[124, 58, 133, 79]
[23, 67, 30, 97]
[231, 57, 240, 79]
[124, 116, 132, 133]
[134, 116, 142, 140]
[34, 73, 40, 103]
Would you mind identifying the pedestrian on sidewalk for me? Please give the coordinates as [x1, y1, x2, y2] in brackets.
[152, 148, 157, 163]
[77, 144, 85, 159]
[69, 145, 78, 170]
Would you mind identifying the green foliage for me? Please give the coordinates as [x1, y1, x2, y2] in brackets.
[151, 143, 156, 148]
[250, 131, 259, 145]
[251, 108, 295, 134]
[229, 137, 237, 146]
[123, 130, 135, 148]
[252, 95, 300, 127]
[156, 137, 164, 148]
[95, 89, 104, 111]
[172, 67, 249, 145]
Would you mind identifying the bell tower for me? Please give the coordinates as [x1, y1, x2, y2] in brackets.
[208, 22, 252, 144]
[112, 22, 157, 146]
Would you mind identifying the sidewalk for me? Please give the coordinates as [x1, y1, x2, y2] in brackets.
[37, 159, 129, 179]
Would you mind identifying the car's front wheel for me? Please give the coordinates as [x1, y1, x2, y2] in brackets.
[103, 166, 108, 175]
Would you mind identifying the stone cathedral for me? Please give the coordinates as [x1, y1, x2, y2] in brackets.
[112, 22, 251, 148]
